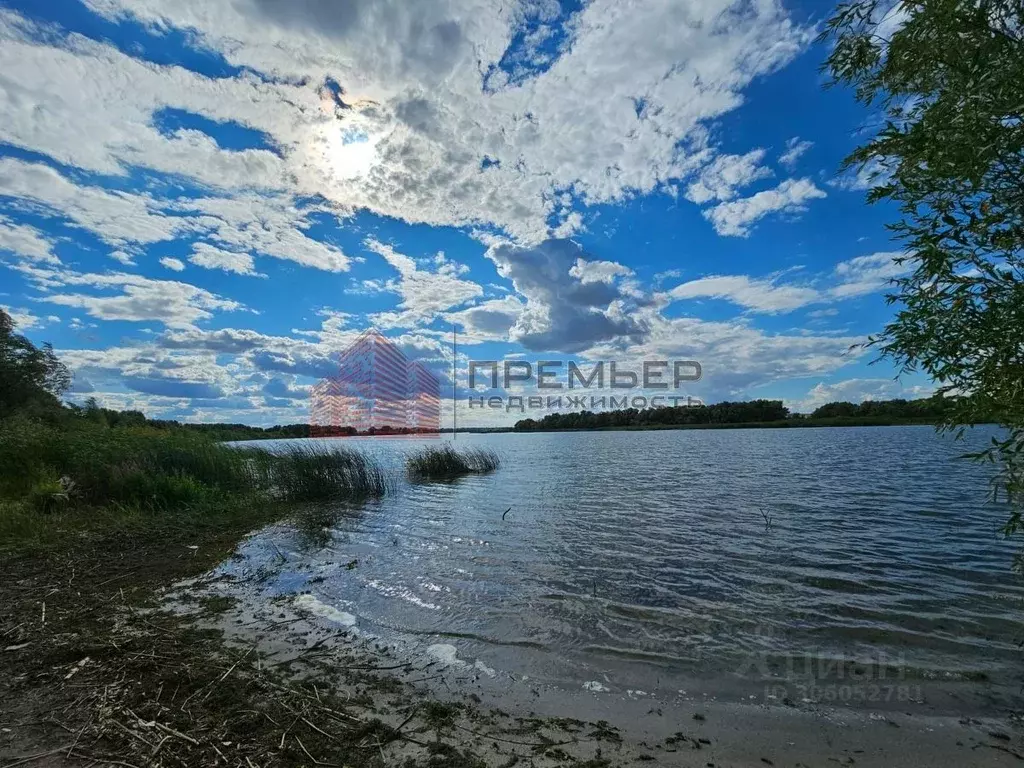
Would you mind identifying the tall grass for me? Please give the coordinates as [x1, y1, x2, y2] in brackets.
[252, 444, 392, 501]
[0, 417, 389, 524]
[406, 444, 500, 481]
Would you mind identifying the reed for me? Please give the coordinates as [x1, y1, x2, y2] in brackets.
[406, 444, 500, 481]
[258, 443, 392, 501]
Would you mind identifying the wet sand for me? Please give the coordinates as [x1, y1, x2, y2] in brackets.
[170, 567, 1024, 767]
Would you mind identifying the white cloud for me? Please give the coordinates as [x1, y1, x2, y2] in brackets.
[807, 307, 839, 319]
[685, 149, 772, 204]
[829, 251, 907, 298]
[0, 157, 190, 247]
[188, 243, 262, 276]
[778, 137, 812, 168]
[666, 251, 910, 314]
[584, 309, 866, 398]
[365, 238, 482, 328]
[110, 250, 137, 266]
[0, 10, 296, 188]
[569, 257, 634, 285]
[2, 1, 812, 243]
[0, 216, 60, 263]
[16, 263, 246, 328]
[1, 304, 41, 329]
[181, 195, 351, 272]
[790, 377, 933, 413]
[704, 178, 827, 237]
[486, 238, 646, 352]
[159, 256, 185, 271]
[669, 274, 821, 313]
[447, 295, 524, 343]
[831, 156, 891, 192]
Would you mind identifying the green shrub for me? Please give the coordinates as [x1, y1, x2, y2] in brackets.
[26, 472, 73, 515]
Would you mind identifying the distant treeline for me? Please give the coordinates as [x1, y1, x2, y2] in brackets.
[65, 394, 974, 439]
[70, 401, 445, 440]
[513, 395, 969, 432]
[68, 400, 311, 441]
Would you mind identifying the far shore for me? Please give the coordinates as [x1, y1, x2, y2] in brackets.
[229, 417, 978, 439]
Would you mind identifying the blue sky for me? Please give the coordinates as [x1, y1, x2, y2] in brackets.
[0, 0, 931, 427]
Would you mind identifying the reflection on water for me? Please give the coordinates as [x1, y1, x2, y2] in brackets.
[222, 426, 1024, 711]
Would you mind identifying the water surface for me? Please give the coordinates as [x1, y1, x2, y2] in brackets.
[222, 426, 1024, 713]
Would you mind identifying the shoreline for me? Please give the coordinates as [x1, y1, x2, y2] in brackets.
[175, 524, 1024, 767]
[226, 420, 995, 441]
[5, 508, 1023, 768]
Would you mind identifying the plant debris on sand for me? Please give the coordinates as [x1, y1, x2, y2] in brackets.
[406, 445, 500, 482]
[0, 523, 626, 768]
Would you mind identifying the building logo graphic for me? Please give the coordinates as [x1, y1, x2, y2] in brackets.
[310, 329, 441, 437]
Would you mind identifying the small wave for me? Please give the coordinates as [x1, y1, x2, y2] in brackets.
[367, 580, 439, 610]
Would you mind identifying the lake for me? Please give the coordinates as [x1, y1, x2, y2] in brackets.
[220, 425, 1024, 714]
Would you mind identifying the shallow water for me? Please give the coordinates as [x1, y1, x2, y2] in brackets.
[222, 426, 1024, 713]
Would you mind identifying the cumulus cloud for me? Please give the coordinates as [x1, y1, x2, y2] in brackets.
[180, 195, 351, 272]
[703, 178, 827, 237]
[584, 310, 866, 398]
[159, 257, 185, 272]
[0, 1, 880, 424]
[486, 238, 647, 352]
[262, 376, 310, 400]
[447, 295, 524, 343]
[569, 258, 634, 285]
[365, 238, 482, 328]
[122, 374, 225, 399]
[0, 157, 191, 247]
[2, 0, 812, 243]
[790, 377, 933, 413]
[188, 243, 262, 276]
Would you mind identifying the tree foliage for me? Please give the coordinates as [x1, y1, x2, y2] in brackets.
[822, 0, 1024, 532]
[0, 309, 71, 419]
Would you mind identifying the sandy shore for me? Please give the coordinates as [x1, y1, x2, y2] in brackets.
[169, 565, 1024, 768]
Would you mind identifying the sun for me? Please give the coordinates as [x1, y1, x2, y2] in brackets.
[324, 125, 380, 181]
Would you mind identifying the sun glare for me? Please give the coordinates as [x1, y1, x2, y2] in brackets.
[324, 125, 380, 180]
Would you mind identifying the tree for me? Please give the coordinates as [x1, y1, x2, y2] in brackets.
[822, 0, 1024, 532]
[0, 308, 72, 419]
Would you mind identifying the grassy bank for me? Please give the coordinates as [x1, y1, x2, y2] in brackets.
[0, 417, 391, 555]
